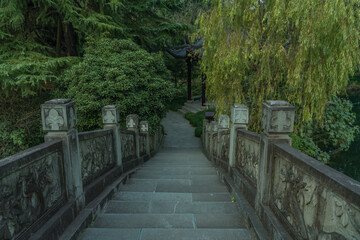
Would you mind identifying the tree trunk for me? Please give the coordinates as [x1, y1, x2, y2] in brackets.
[62, 20, 77, 56]
[56, 16, 62, 57]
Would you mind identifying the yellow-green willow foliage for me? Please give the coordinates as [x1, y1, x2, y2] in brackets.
[198, 0, 360, 130]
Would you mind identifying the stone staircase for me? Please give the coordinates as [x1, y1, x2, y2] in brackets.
[178, 101, 203, 115]
[79, 149, 253, 240]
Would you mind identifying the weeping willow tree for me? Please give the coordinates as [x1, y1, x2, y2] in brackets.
[198, 0, 360, 130]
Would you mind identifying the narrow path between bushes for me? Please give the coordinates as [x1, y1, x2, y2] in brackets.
[79, 111, 252, 240]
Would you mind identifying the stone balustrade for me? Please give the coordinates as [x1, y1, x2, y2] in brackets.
[0, 99, 163, 240]
[203, 100, 360, 240]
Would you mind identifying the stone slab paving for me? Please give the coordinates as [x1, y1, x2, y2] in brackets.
[79, 111, 253, 240]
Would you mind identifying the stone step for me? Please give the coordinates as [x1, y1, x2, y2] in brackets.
[91, 213, 246, 229]
[177, 108, 187, 115]
[80, 228, 253, 240]
[184, 102, 202, 112]
[183, 104, 200, 113]
[113, 192, 231, 202]
[105, 200, 237, 214]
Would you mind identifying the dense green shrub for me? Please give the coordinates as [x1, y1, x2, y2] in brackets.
[55, 38, 176, 133]
[292, 97, 359, 163]
[184, 111, 205, 137]
[0, 93, 47, 159]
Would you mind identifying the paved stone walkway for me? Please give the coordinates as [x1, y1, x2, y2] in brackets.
[79, 111, 252, 240]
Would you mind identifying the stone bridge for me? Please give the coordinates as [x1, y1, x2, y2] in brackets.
[0, 99, 359, 240]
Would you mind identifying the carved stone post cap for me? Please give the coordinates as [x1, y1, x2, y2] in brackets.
[102, 105, 120, 124]
[41, 99, 76, 132]
[261, 100, 295, 134]
[210, 121, 218, 132]
[140, 121, 149, 133]
[218, 115, 230, 129]
[231, 104, 249, 124]
[45, 99, 72, 104]
[126, 114, 139, 131]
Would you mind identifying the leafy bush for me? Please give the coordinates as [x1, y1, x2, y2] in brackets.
[0, 93, 47, 159]
[56, 37, 177, 133]
[292, 97, 359, 163]
[184, 111, 205, 137]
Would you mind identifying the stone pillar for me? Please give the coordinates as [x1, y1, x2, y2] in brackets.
[140, 121, 150, 156]
[217, 115, 230, 160]
[102, 105, 122, 167]
[41, 99, 84, 208]
[255, 100, 295, 211]
[229, 104, 249, 169]
[209, 121, 218, 161]
[127, 114, 139, 159]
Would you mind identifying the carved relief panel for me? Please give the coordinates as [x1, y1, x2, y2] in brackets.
[271, 153, 360, 240]
[79, 132, 115, 185]
[121, 132, 136, 161]
[212, 133, 218, 157]
[0, 151, 65, 239]
[139, 134, 147, 156]
[220, 131, 230, 162]
[235, 134, 260, 186]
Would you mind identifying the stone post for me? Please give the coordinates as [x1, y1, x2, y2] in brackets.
[255, 100, 295, 212]
[41, 99, 84, 208]
[205, 121, 212, 152]
[140, 121, 150, 156]
[102, 105, 122, 167]
[202, 119, 207, 144]
[209, 121, 218, 161]
[217, 115, 230, 160]
[126, 114, 139, 159]
[229, 104, 249, 169]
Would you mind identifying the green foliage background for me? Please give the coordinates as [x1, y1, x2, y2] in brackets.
[198, 0, 360, 129]
[0, 0, 202, 158]
[55, 38, 176, 133]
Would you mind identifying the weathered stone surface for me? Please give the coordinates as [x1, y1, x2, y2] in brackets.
[235, 130, 260, 186]
[92, 214, 194, 228]
[102, 105, 120, 124]
[80, 228, 141, 240]
[139, 133, 147, 156]
[0, 141, 65, 240]
[120, 130, 136, 161]
[271, 144, 360, 240]
[261, 100, 295, 134]
[78, 130, 115, 185]
[126, 114, 138, 131]
[231, 104, 249, 124]
[141, 229, 253, 240]
[195, 214, 246, 228]
[219, 130, 230, 163]
[139, 121, 149, 133]
[41, 99, 76, 131]
[218, 115, 230, 129]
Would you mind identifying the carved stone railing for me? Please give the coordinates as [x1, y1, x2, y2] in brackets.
[78, 129, 115, 186]
[270, 143, 360, 240]
[235, 130, 260, 187]
[120, 130, 137, 163]
[202, 100, 360, 240]
[139, 133, 147, 157]
[0, 99, 163, 240]
[0, 141, 65, 240]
